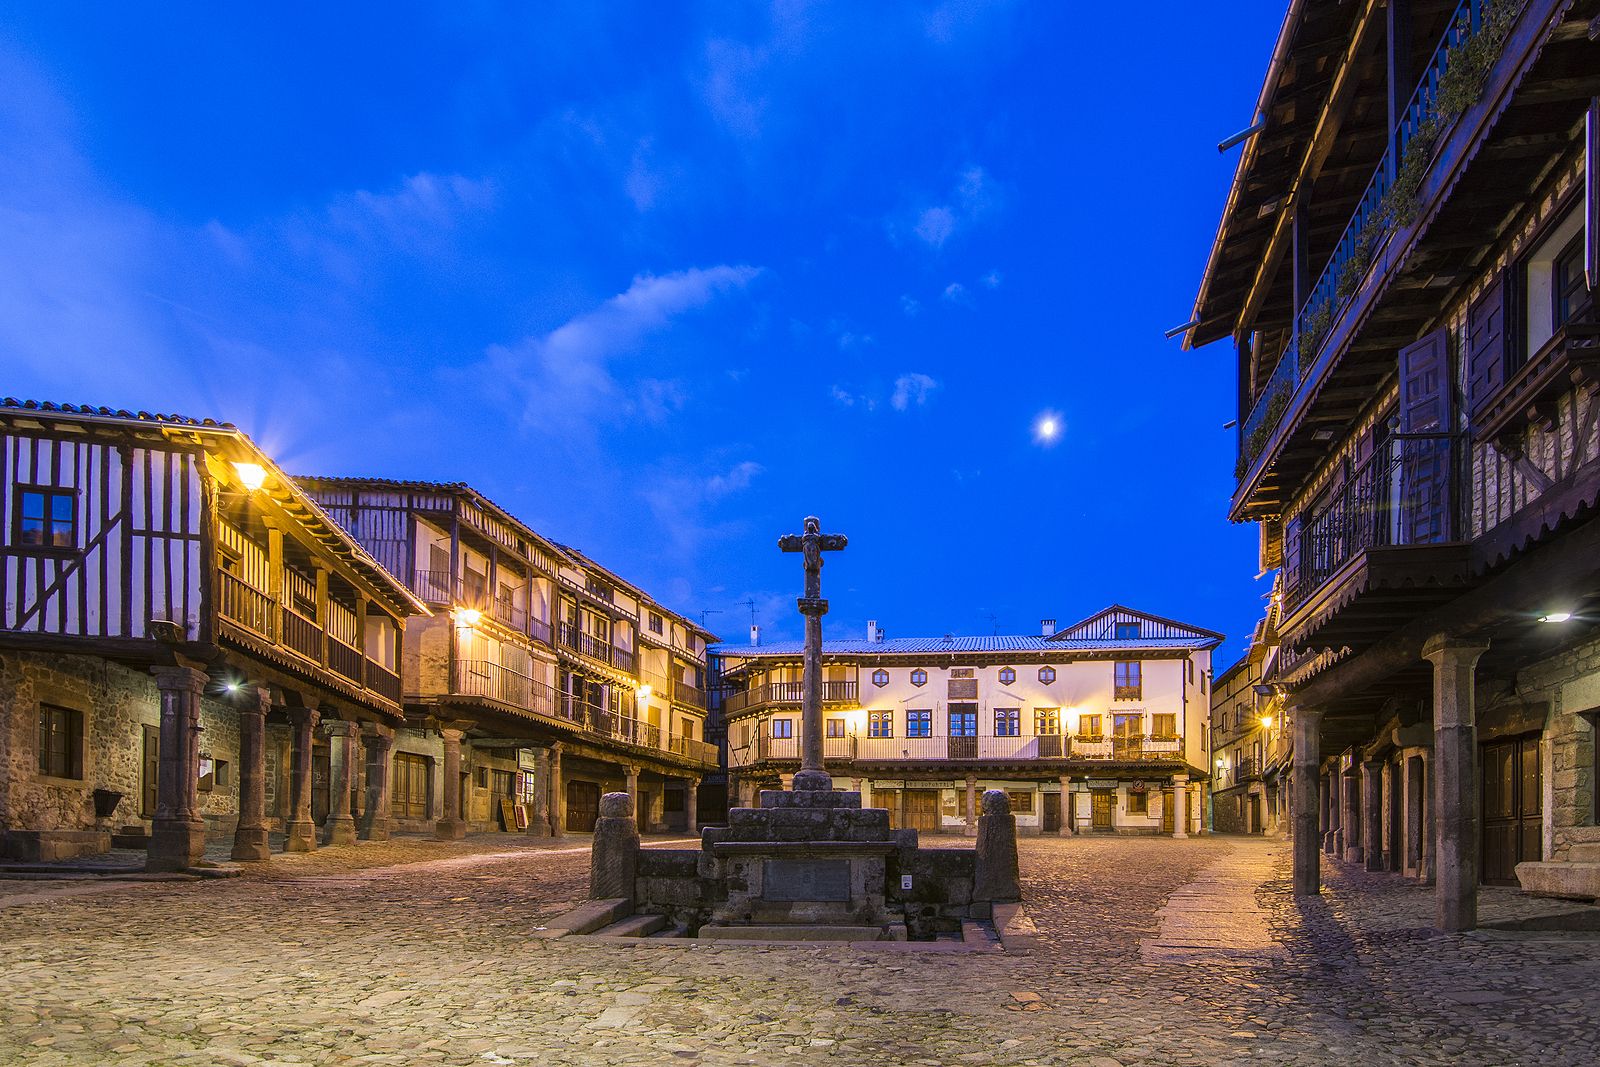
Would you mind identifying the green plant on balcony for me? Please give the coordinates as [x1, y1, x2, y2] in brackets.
[1382, 0, 1517, 227]
[1336, 213, 1386, 301]
[1299, 300, 1333, 370]
[1236, 385, 1290, 481]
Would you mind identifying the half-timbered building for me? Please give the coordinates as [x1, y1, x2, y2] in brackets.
[297, 478, 720, 836]
[716, 607, 1220, 836]
[0, 399, 426, 870]
[1185, 0, 1600, 924]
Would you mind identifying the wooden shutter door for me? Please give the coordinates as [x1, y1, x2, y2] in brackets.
[141, 725, 160, 817]
[1397, 329, 1455, 543]
[1465, 273, 1506, 419]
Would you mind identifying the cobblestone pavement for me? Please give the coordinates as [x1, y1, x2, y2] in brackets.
[2, 834, 1598, 1066]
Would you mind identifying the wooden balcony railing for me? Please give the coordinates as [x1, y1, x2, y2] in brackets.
[218, 572, 272, 636]
[723, 679, 856, 714]
[731, 730, 1186, 767]
[281, 608, 322, 663]
[1113, 685, 1142, 701]
[527, 616, 553, 646]
[365, 661, 402, 704]
[490, 595, 526, 632]
[674, 681, 706, 709]
[327, 637, 363, 682]
[613, 646, 636, 676]
[412, 568, 455, 604]
[559, 622, 614, 666]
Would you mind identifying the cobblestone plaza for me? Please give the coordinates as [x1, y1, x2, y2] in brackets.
[3, 835, 1597, 1066]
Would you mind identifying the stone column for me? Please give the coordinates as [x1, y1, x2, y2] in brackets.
[964, 775, 979, 836]
[1379, 759, 1395, 869]
[1420, 750, 1435, 882]
[360, 725, 394, 841]
[148, 665, 208, 872]
[321, 719, 359, 845]
[231, 686, 272, 862]
[779, 772, 795, 790]
[1060, 774, 1074, 835]
[1342, 767, 1363, 864]
[284, 706, 321, 853]
[1291, 704, 1323, 895]
[529, 748, 551, 836]
[436, 725, 466, 840]
[1403, 751, 1426, 878]
[589, 793, 639, 900]
[1172, 774, 1190, 839]
[794, 592, 832, 792]
[974, 790, 1021, 902]
[1423, 635, 1489, 933]
[548, 742, 565, 838]
[684, 777, 700, 833]
[624, 764, 641, 827]
[1362, 759, 1384, 871]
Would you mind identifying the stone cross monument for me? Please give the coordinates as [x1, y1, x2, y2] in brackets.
[778, 515, 848, 792]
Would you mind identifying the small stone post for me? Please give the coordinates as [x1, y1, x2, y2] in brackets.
[684, 777, 699, 833]
[589, 792, 640, 901]
[360, 724, 394, 841]
[964, 775, 979, 836]
[284, 706, 321, 853]
[231, 686, 271, 862]
[974, 789, 1022, 903]
[1059, 774, 1074, 835]
[1172, 774, 1190, 839]
[529, 748, 551, 836]
[1362, 759, 1384, 871]
[624, 764, 641, 826]
[436, 725, 466, 840]
[549, 742, 565, 837]
[1291, 703, 1322, 895]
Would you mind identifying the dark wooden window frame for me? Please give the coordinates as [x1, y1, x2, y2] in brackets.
[868, 710, 894, 738]
[909, 669, 928, 688]
[1114, 660, 1142, 700]
[1037, 666, 1056, 684]
[37, 704, 84, 780]
[12, 485, 80, 556]
[906, 709, 932, 738]
[871, 669, 889, 687]
[948, 708, 978, 738]
[826, 717, 847, 738]
[770, 718, 794, 739]
[995, 707, 1021, 737]
[997, 667, 1016, 685]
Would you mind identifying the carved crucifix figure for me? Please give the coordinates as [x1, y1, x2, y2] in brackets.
[778, 516, 848, 791]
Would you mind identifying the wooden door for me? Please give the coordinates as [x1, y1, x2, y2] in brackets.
[141, 725, 160, 818]
[566, 780, 601, 833]
[1397, 329, 1455, 544]
[902, 789, 941, 831]
[1162, 789, 1175, 833]
[1042, 792, 1061, 833]
[877, 789, 901, 830]
[1482, 736, 1542, 885]
[1249, 794, 1262, 835]
[1091, 791, 1113, 831]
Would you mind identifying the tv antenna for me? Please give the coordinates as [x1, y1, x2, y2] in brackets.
[699, 608, 724, 627]
[743, 598, 758, 626]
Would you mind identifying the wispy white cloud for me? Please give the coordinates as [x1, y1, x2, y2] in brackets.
[900, 294, 922, 317]
[942, 281, 970, 305]
[902, 164, 1001, 250]
[891, 372, 939, 411]
[479, 265, 761, 433]
[641, 457, 766, 560]
[982, 268, 1003, 289]
[913, 205, 957, 248]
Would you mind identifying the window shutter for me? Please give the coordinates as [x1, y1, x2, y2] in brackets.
[1282, 513, 1302, 586]
[1398, 327, 1453, 433]
[1465, 274, 1506, 419]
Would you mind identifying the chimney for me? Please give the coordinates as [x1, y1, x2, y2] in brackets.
[875, 625, 885, 643]
[1041, 618, 1057, 637]
[750, 624, 761, 646]
[867, 620, 878, 643]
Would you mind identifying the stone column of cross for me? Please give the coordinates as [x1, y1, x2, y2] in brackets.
[777, 516, 848, 792]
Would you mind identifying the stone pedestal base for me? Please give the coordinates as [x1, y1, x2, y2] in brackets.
[361, 817, 391, 843]
[792, 769, 833, 792]
[230, 827, 271, 862]
[435, 818, 466, 841]
[322, 815, 358, 846]
[285, 820, 318, 852]
[147, 821, 207, 872]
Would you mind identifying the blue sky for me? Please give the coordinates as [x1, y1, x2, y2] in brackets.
[1, 1, 1281, 664]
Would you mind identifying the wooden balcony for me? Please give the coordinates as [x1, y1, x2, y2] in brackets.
[723, 679, 857, 715]
[672, 681, 706, 710]
[1278, 434, 1474, 652]
[1474, 315, 1600, 451]
[729, 731, 1187, 769]
[215, 571, 402, 711]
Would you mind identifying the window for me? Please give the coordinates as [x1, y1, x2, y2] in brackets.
[649, 612, 664, 635]
[995, 707, 1020, 736]
[949, 708, 977, 737]
[1127, 790, 1149, 815]
[37, 705, 83, 779]
[1186, 658, 1194, 683]
[1006, 791, 1034, 814]
[15, 488, 77, 549]
[871, 669, 889, 687]
[997, 667, 1016, 685]
[771, 718, 794, 739]
[1034, 707, 1060, 735]
[475, 767, 489, 788]
[1114, 713, 1142, 738]
[906, 709, 932, 738]
[1038, 666, 1057, 684]
[393, 753, 432, 820]
[869, 710, 894, 738]
[1114, 660, 1142, 699]
[1078, 713, 1102, 739]
[826, 717, 847, 738]
[1554, 233, 1588, 327]
[1114, 621, 1140, 639]
[1152, 713, 1177, 739]
[910, 668, 928, 687]
[1200, 670, 1208, 695]
[197, 757, 229, 793]
[491, 769, 516, 796]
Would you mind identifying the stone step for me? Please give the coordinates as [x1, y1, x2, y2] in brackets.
[539, 897, 633, 937]
[597, 913, 669, 938]
[698, 924, 887, 942]
[650, 922, 691, 939]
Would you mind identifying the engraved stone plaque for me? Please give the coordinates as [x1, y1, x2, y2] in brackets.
[762, 858, 851, 902]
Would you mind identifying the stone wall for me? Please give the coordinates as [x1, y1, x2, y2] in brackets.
[1212, 785, 1250, 834]
[0, 650, 241, 857]
[1507, 636, 1600, 862]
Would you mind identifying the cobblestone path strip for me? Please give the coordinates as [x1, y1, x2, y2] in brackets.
[1140, 840, 1285, 963]
[1, 834, 1597, 1066]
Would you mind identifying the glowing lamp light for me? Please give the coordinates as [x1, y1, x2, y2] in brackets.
[453, 607, 482, 628]
[1539, 611, 1573, 624]
[1260, 715, 1274, 729]
[638, 685, 652, 700]
[232, 462, 268, 492]
[225, 682, 241, 694]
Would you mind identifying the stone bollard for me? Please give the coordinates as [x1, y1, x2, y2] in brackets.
[974, 789, 1021, 903]
[589, 792, 640, 901]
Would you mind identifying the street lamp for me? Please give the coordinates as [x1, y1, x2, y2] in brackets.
[232, 462, 268, 492]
